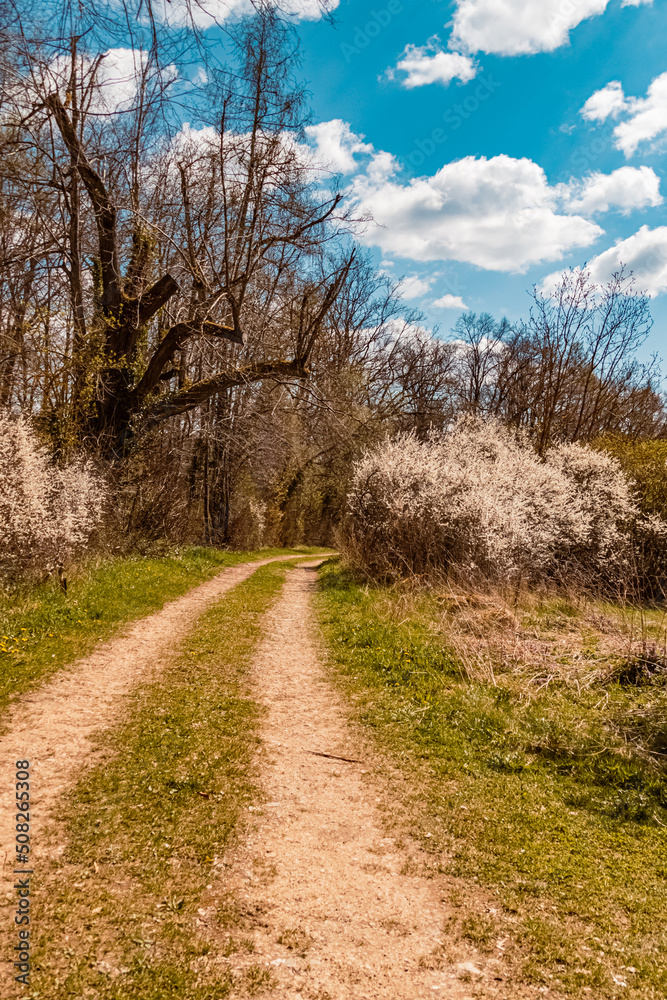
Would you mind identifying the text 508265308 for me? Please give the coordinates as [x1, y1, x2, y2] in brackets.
[14, 760, 31, 986]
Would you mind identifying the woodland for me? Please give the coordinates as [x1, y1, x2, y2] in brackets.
[0, 0, 666, 591]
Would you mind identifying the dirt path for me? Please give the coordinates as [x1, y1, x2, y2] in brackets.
[0, 555, 302, 885]
[219, 564, 507, 1000]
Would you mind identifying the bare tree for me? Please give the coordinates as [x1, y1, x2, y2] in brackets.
[1, 5, 353, 455]
[527, 268, 661, 450]
[441, 272, 664, 451]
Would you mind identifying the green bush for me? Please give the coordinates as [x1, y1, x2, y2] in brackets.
[595, 437, 667, 520]
[594, 436, 667, 599]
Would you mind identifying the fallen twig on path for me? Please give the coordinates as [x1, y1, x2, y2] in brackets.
[302, 749, 365, 764]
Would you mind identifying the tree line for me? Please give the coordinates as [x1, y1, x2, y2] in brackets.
[0, 0, 664, 557]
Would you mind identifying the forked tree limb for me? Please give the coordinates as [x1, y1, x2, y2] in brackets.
[46, 93, 122, 314]
[133, 318, 243, 403]
[46, 95, 182, 344]
[137, 273, 180, 324]
[115, 274, 182, 357]
[142, 358, 308, 427]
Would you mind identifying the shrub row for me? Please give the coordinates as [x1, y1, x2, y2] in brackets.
[344, 417, 667, 595]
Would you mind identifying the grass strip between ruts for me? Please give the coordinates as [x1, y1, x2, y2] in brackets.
[30, 558, 300, 999]
[315, 561, 667, 1000]
[0, 546, 328, 721]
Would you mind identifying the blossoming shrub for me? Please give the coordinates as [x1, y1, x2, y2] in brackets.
[544, 442, 636, 578]
[0, 415, 105, 578]
[345, 417, 645, 588]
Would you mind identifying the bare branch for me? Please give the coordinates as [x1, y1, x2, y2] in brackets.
[44, 92, 122, 315]
[137, 273, 180, 324]
[143, 358, 308, 427]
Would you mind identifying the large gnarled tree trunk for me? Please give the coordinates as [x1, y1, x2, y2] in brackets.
[45, 88, 350, 456]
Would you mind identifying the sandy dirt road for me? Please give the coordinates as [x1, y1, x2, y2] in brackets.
[217, 563, 511, 1000]
[0, 556, 303, 889]
[2, 557, 521, 998]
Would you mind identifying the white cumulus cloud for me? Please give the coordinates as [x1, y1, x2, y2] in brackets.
[559, 166, 662, 216]
[588, 225, 667, 296]
[20, 48, 176, 117]
[537, 269, 574, 297]
[352, 153, 603, 272]
[581, 80, 629, 121]
[92, 48, 154, 111]
[541, 225, 667, 298]
[397, 275, 434, 299]
[151, 0, 337, 29]
[450, 0, 652, 57]
[304, 119, 374, 175]
[390, 41, 478, 88]
[582, 72, 667, 157]
[433, 294, 469, 309]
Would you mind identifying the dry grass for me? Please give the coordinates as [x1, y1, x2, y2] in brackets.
[438, 584, 667, 691]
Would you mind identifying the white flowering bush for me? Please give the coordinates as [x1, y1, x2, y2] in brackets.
[244, 499, 267, 550]
[0, 415, 105, 577]
[544, 442, 636, 571]
[345, 417, 640, 586]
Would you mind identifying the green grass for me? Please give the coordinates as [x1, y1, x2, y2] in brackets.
[32, 558, 300, 1000]
[0, 546, 328, 721]
[316, 562, 667, 999]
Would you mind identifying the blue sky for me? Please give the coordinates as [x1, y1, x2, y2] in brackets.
[279, 0, 667, 365]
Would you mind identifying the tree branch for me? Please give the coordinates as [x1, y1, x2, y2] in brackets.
[202, 320, 246, 346]
[115, 274, 181, 358]
[143, 358, 308, 428]
[261, 193, 344, 252]
[45, 93, 122, 314]
[297, 252, 356, 364]
[133, 318, 245, 403]
[137, 273, 180, 324]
